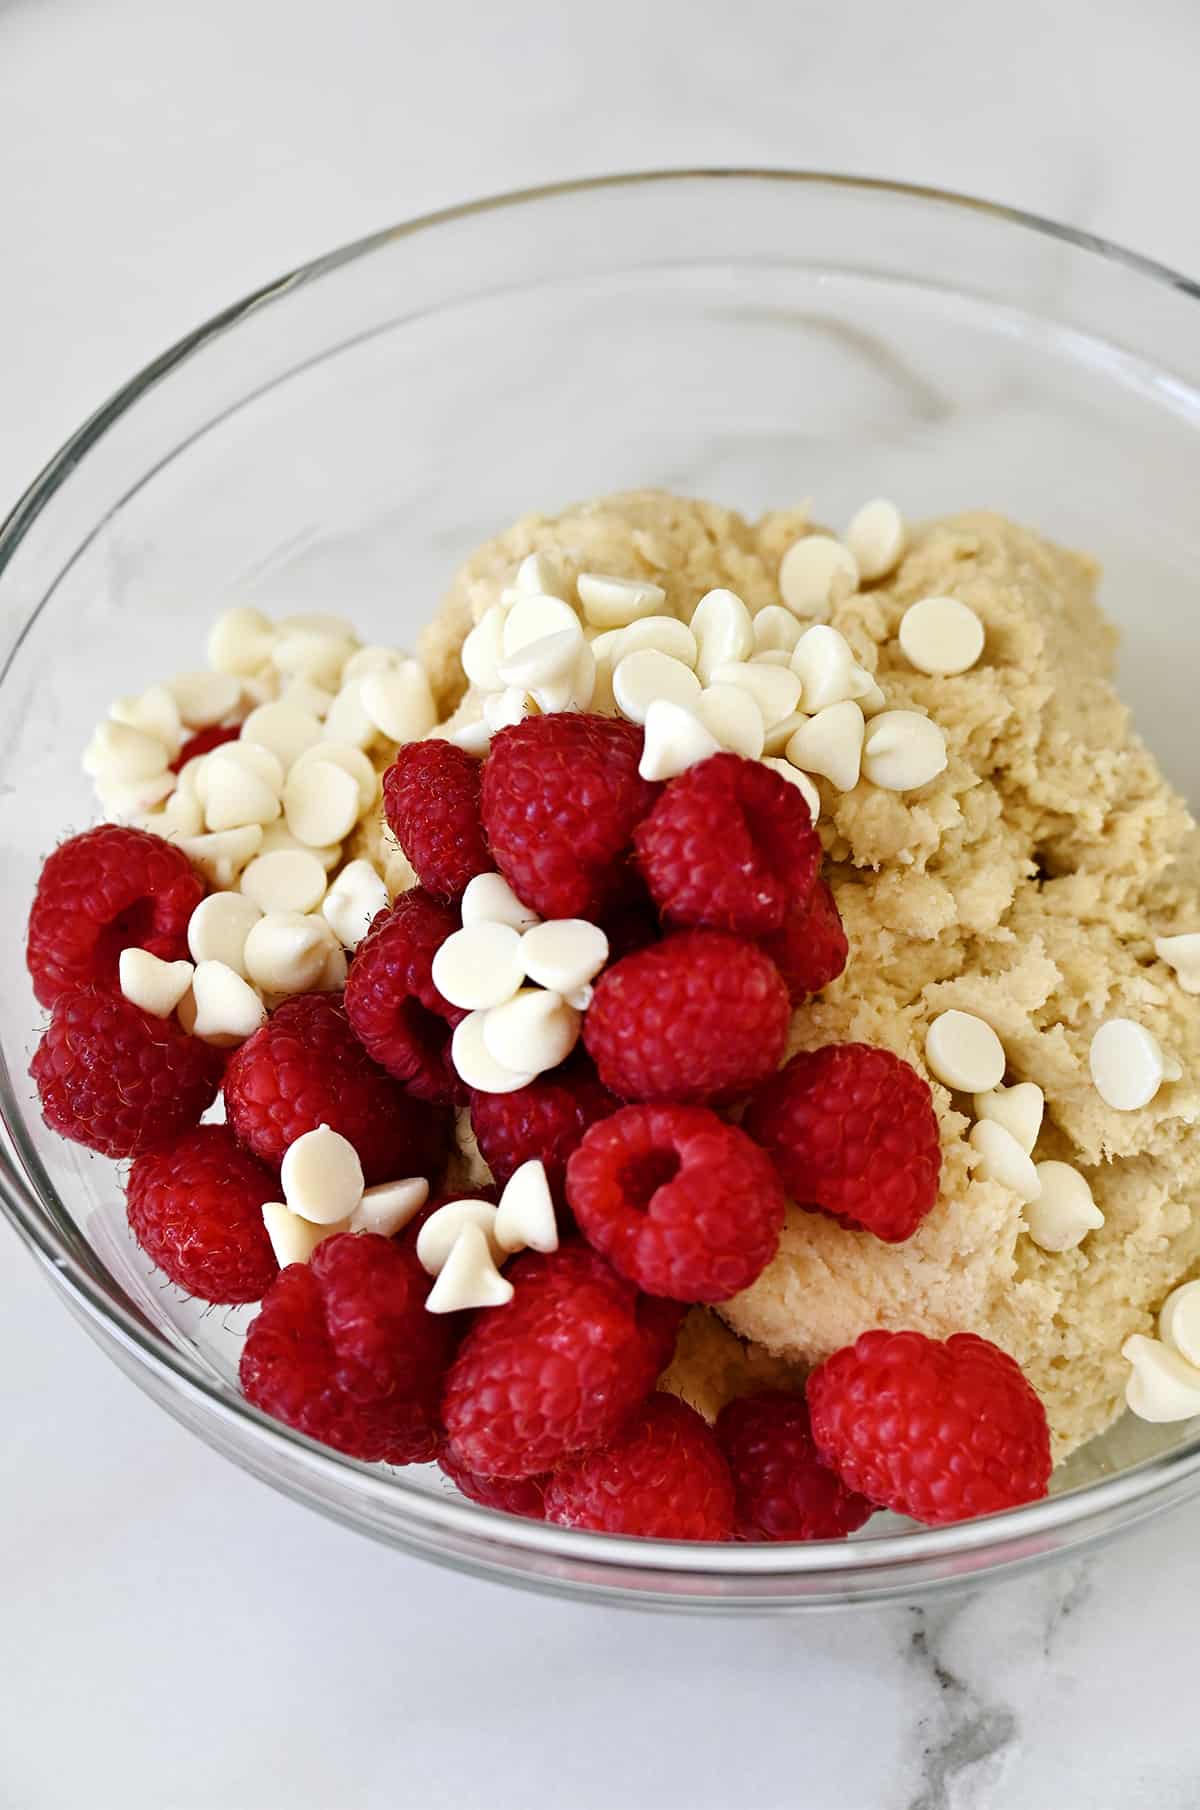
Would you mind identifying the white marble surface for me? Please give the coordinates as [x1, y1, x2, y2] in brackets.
[4, 2, 1200, 1804]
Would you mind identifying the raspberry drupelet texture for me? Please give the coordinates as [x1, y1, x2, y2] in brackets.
[544, 1394, 736, 1540]
[715, 1390, 874, 1541]
[437, 1449, 548, 1520]
[343, 889, 464, 1103]
[566, 1104, 786, 1302]
[31, 985, 224, 1159]
[481, 713, 660, 920]
[223, 991, 450, 1184]
[26, 824, 205, 1009]
[807, 1330, 1052, 1526]
[744, 1043, 941, 1243]
[583, 930, 790, 1105]
[126, 1125, 280, 1304]
[170, 723, 241, 772]
[382, 739, 492, 901]
[634, 753, 822, 936]
[760, 877, 849, 1003]
[469, 1051, 619, 1204]
[240, 1233, 453, 1464]
[440, 1244, 672, 1478]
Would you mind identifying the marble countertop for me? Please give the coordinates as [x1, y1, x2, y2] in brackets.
[4, 2, 1200, 1804]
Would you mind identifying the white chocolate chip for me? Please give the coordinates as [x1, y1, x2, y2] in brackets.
[361, 661, 438, 743]
[241, 700, 324, 770]
[462, 606, 508, 693]
[520, 920, 609, 995]
[845, 498, 907, 582]
[516, 550, 571, 601]
[186, 959, 268, 1045]
[290, 742, 377, 816]
[262, 1202, 349, 1268]
[1122, 1334, 1200, 1423]
[690, 589, 754, 685]
[762, 710, 810, 757]
[899, 596, 985, 677]
[259, 821, 342, 871]
[710, 661, 804, 728]
[785, 702, 865, 793]
[969, 1120, 1041, 1203]
[607, 617, 698, 668]
[202, 752, 282, 833]
[342, 645, 405, 682]
[753, 650, 794, 668]
[450, 1012, 537, 1094]
[483, 688, 531, 734]
[240, 670, 283, 711]
[160, 785, 205, 837]
[177, 825, 264, 889]
[497, 624, 584, 691]
[1025, 1162, 1104, 1253]
[973, 1082, 1044, 1155]
[282, 760, 362, 847]
[348, 1177, 429, 1238]
[778, 536, 858, 620]
[502, 594, 579, 657]
[925, 1010, 1006, 1093]
[1160, 1280, 1200, 1368]
[613, 649, 702, 725]
[461, 872, 540, 932]
[425, 1222, 515, 1314]
[188, 891, 262, 976]
[576, 572, 666, 630]
[281, 1124, 365, 1226]
[271, 628, 355, 690]
[240, 848, 328, 915]
[638, 698, 722, 781]
[244, 912, 336, 995]
[1154, 932, 1200, 995]
[110, 685, 184, 760]
[208, 607, 277, 676]
[482, 988, 580, 1076]
[761, 758, 821, 823]
[322, 859, 390, 949]
[433, 923, 527, 1012]
[449, 717, 493, 756]
[494, 1160, 558, 1255]
[416, 1199, 505, 1276]
[316, 940, 348, 993]
[861, 710, 949, 792]
[531, 639, 595, 715]
[858, 681, 888, 718]
[752, 605, 804, 656]
[197, 740, 285, 797]
[83, 720, 171, 783]
[789, 625, 876, 713]
[118, 949, 194, 1018]
[97, 771, 177, 822]
[385, 848, 419, 899]
[1089, 1018, 1178, 1111]
[169, 671, 243, 728]
[695, 684, 765, 760]
[321, 679, 378, 750]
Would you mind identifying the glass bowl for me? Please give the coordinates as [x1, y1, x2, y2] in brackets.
[4, 170, 1200, 1612]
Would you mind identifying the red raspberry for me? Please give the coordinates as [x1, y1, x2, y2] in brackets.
[567, 1104, 786, 1302]
[634, 753, 821, 936]
[30, 986, 224, 1159]
[240, 1233, 452, 1464]
[440, 1244, 669, 1478]
[760, 877, 848, 1003]
[744, 1043, 941, 1244]
[382, 740, 491, 900]
[714, 1391, 874, 1541]
[26, 824, 205, 1009]
[583, 930, 790, 1105]
[480, 714, 660, 919]
[344, 890, 463, 1103]
[126, 1125, 279, 1303]
[469, 1051, 619, 1203]
[807, 1330, 1052, 1526]
[437, 1449, 547, 1520]
[171, 723, 240, 772]
[544, 1394, 736, 1541]
[223, 991, 450, 1185]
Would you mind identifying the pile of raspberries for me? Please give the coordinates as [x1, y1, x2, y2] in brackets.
[25, 713, 1051, 1538]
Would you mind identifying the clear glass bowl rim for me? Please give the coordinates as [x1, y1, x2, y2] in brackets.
[4, 165, 1200, 1586]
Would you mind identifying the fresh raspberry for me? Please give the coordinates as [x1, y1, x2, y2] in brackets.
[26, 824, 205, 1009]
[171, 723, 241, 772]
[760, 877, 848, 1003]
[544, 1394, 736, 1541]
[344, 890, 464, 1103]
[437, 1449, 548, 1520]
[567, 1104, 786, 1303]
[240, 1233, 452, 1464]
[715, 1391, 874, 1541]
[807, 1330, 1052, 1526]
[126, 1125, 279, 1303]
[30, 986, 224, 1159]
[223, 991, 450, 1185]
[469, 1051, 619, 1203]
[382, 739, 491, 900]
[634, 753, 821, 936]
[440, 1244, 669, 1478]
[481, 714, 660, 920]
[744, 1043, 941, 1244]
[583, 931, 790, 1105]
